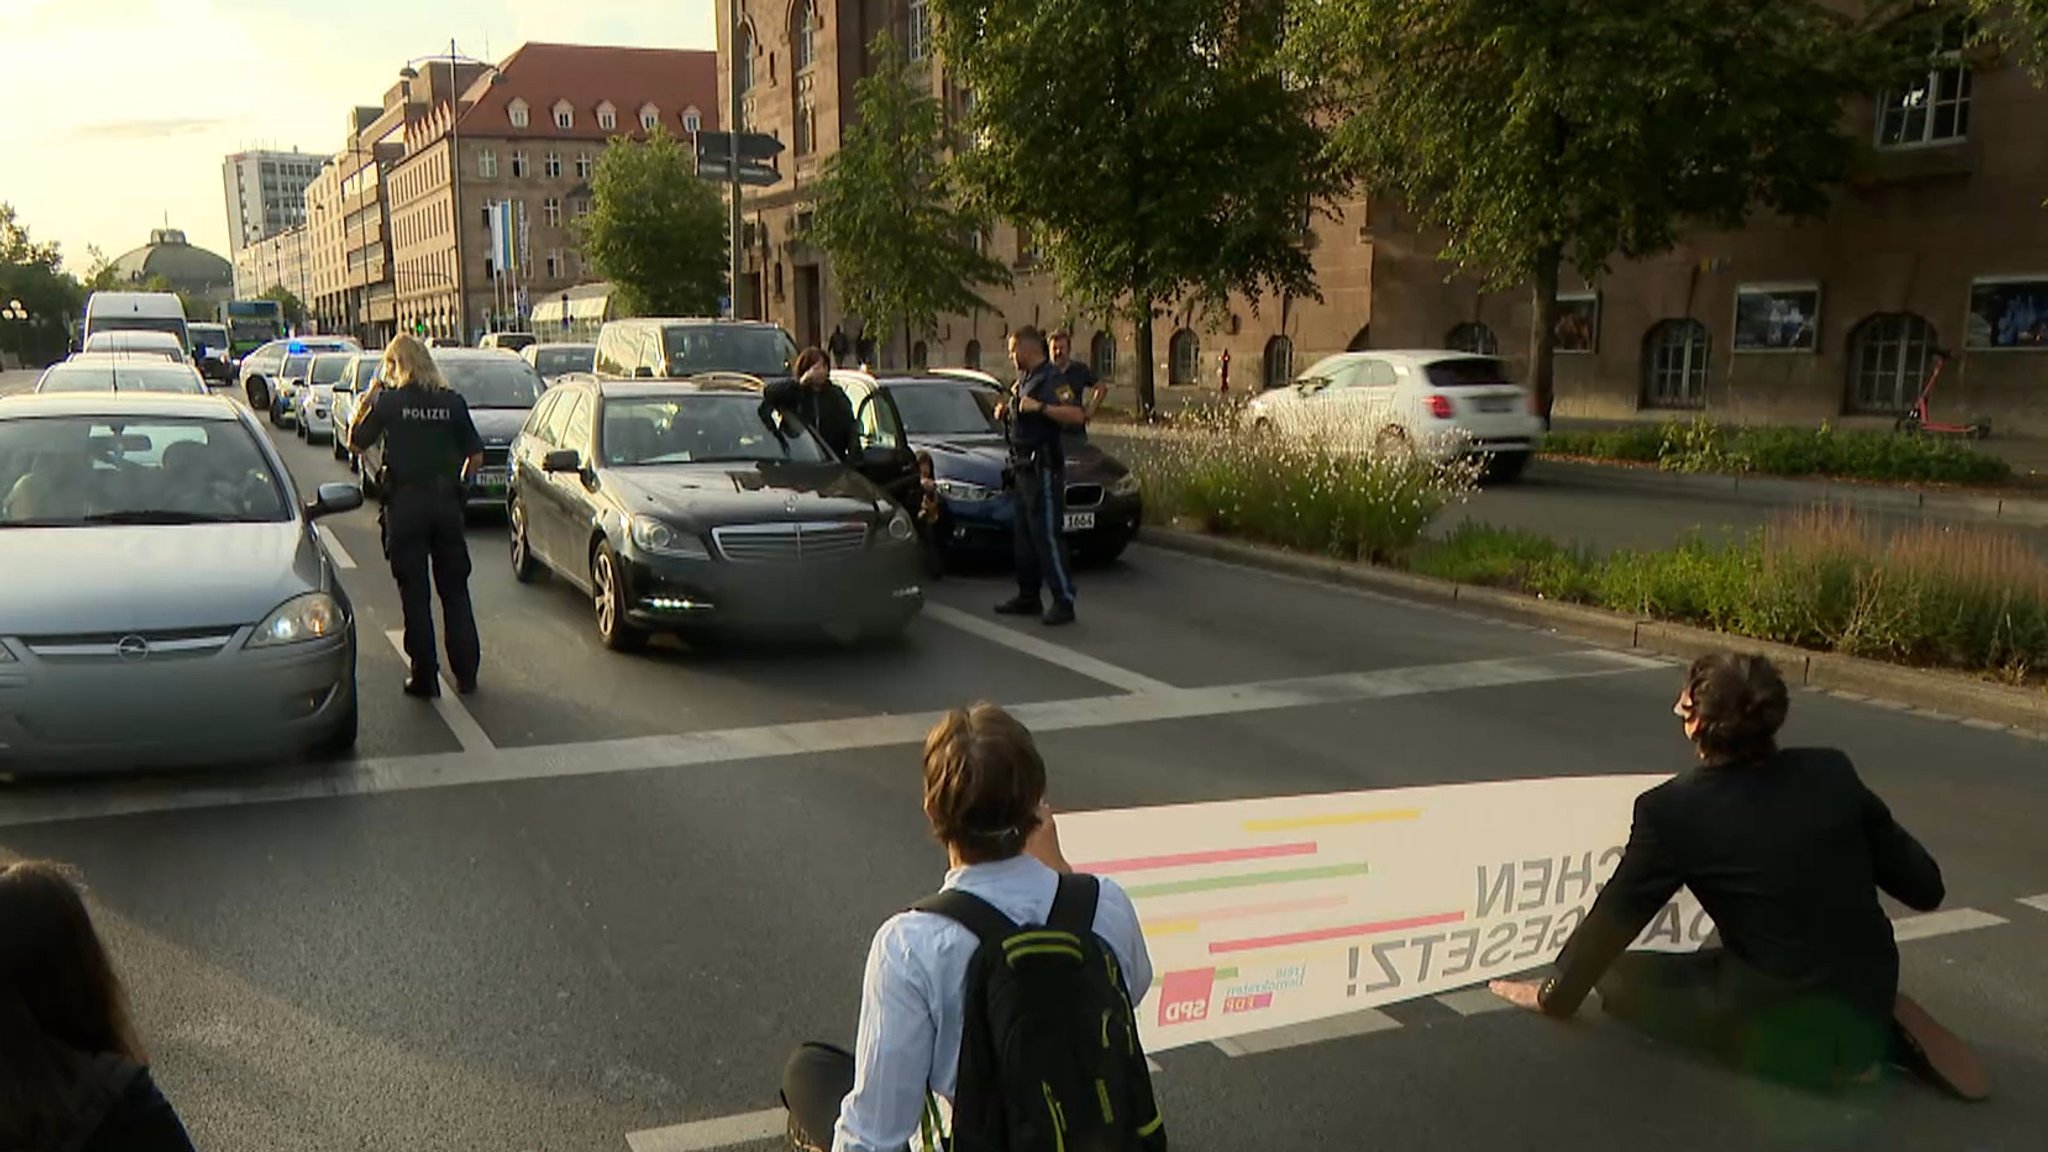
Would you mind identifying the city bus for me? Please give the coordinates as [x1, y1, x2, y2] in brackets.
[219, 298, 287, 359]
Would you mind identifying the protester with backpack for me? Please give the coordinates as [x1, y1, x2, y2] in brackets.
[782, 703, 1166, 1152]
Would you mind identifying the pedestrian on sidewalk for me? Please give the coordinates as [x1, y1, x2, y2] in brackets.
[347, 332, 484, 699]
[0, 861, 197, 1151]
[1490, 652, 1988, 1100]
[1048, 329, 1104, 443]
[993, 325, 1086, 626]
[781, 703, 1164, 1152]
[829, 323, 851, 369]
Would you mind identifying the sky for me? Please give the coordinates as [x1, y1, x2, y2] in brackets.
[0, 0, 716, 273]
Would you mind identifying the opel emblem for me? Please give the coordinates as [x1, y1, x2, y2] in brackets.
[115, 635, 151, 662]
[785, 496, 800, 515]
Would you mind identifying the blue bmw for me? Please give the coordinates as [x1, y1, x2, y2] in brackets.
[829, 369, 1142, 564]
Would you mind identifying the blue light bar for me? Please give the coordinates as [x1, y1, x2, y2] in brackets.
[287, 341, 307, 354]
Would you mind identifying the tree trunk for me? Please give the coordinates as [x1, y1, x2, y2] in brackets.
[1529, 252, 1561, 428]
[1134, 301, 1157, 421]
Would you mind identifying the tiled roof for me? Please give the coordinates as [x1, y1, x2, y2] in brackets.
[458, 42, 720, 142]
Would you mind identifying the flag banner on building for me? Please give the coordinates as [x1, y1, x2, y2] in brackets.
[1057, 774, 1711, 1053]
[517, 201, 531, 273]
[489, 201, 516, 276]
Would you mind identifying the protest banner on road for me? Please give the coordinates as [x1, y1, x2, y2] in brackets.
[1058, 775, 1714, 1052]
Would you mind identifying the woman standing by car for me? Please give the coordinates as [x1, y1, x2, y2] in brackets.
[0, 861, 197, 1151]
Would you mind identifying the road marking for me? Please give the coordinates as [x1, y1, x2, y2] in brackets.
[1890, 907, 2007, 943]
[316, 525, 356, 570]
[2018, 894, 2048, 914]
[1435, 987, 1514, 1017]
[0, 648, 1661, 829]
[1212, 1007, 1402, 1056]
[382, 630, 495, 754]
[920, 603, 1178, 694]
[624, 1107, 784, 1152]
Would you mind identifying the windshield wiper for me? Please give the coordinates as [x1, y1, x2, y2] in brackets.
[76, 510, 261, 525]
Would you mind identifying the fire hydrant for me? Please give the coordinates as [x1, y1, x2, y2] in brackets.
[1219, 349, 1231, 394]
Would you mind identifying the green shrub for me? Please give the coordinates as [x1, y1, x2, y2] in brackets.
[1405, 508, 2048, 681]
[1543, 419, 2011, 486]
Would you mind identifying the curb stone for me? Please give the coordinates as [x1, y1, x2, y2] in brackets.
[1137, 526, 2048, 737]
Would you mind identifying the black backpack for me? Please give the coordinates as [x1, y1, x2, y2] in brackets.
[913, 873, 1167, 1152]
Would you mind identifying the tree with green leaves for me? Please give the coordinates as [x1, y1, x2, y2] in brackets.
[261, 284, 307, 328]
[1290, 0, 1929, 422]
[577, 125, 728, 318]
[78, 245, 123, 293]
[811, 33, 1011, 369]
[0, 203, 83, 365]
[933, 0, 1339, 417]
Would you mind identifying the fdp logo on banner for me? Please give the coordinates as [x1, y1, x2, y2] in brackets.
[1056, 775, 1711, 1052]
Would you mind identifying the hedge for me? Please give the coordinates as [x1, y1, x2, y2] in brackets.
[1543, 419, 2011, 486]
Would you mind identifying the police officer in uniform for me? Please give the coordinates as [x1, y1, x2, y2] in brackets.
[994, 326, 1087, 626]
[347, 333, 485, 698]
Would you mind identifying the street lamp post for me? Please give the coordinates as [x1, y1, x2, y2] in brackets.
[400, 42, 500, 345]
[2, 299, 28, 366]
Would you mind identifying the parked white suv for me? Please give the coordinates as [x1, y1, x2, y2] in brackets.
[1244, 350, 1544, 480]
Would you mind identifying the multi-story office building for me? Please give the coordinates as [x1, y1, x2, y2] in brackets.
[723, 4, 2048, 435]
[221, 149, 322, 292]
[383, 42, 719, 343]
[234, 224, 313, 318]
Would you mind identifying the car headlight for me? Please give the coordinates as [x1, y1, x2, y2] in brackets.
[935, 479, 1000, 503]
[1110, 473, 1140, 497]
[630, 516, 709, 559]
[887, 510, 915, 542]
[249, 592, 344, 647]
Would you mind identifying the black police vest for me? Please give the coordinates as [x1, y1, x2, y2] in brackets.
[379, 388, 472, 488]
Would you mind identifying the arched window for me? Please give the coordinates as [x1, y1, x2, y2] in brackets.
[1262, 335, 1293, 389]
[737, 24, 755, 91]
[1089, 330, 1116, 382]
[964, 339, 982, 370]
[792, 0, 817, 72]
[1168, 328, 1200, 386]
[1446, 322, 1498, 355]
[1846, 312, 1937, 415]
[912, 340, 929, 370]
[1643, 319, 1711, 409]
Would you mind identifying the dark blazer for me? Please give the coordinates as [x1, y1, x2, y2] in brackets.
[762, 377, 860, 462]
[1542, 748, 1943, 1032]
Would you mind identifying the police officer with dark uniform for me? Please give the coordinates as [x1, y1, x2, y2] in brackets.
[347, 333, 485, 698]
[994, 325, 1086, 626]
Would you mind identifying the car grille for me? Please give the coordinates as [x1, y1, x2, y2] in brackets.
[17, 626, 240, 662]
[482, 446, 511, 467]
[1065, 484, 1105, 508]
[711, 521, 868, 564]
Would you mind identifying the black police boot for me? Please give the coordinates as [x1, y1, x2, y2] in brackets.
[1042, 600, 1076, 627]
[403, 671, 441, 699]
[455, 676, 478, 696]
[994, 595, 1042, 616]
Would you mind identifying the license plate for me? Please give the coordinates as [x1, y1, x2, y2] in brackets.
[1476, 398, 1517, 413]
[1063, 511, 1096, 532]
[477, 469, 509, 489]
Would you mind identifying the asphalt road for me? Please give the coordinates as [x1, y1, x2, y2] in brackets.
[2, 378, 2046, 1151]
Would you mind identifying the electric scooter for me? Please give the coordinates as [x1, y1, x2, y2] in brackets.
[1894, 348, 1991, 440]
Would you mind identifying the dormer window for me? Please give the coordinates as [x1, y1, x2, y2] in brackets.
[553, 100, 574, 129]
[640, 103, 661, 131]
[508, 98, 530, 128]
[596, 101, 617, 131]
[682, 107, 702, 134]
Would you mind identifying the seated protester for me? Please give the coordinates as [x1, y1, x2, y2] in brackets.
[0, 861, 197, 1151]
[1490, 653, 1987, 1100]
[762, 347, 859, 461]
[783, 703, 1166, 1152]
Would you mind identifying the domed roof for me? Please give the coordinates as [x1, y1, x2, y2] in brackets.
[110, 229, 233, 295]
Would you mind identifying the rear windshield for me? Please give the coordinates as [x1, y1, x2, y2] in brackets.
[1426, 358, 1513, 387]
[438, 357, 545, 409]
[38, 364, 203, 394]
[282, 354, 312, 379]
[533, 346, 595, 377]
[309, 355, 351, 385]
[661, 325, 798, 378]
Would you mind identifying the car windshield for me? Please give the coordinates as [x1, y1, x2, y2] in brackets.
[661, 326, 798, 378]
[0, 416, 289, 527]
[38, 364, 203, 394]
[189, 325, 227, 348]
[601, 393, 831, 466]
[282, 354, 312, 379]
[533, 346, 595, 377]
[87, 317, 185, 338]
[438, 357, 544, 408]
[309, 356, 351, 385]
[885, 383, 1002, 435]
[1426, 358, 1514, 387]
[491, 333, 536, 351]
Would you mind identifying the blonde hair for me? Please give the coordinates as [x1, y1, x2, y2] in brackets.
[922, 703, 1047, 863]
[380, 333, 448, 391]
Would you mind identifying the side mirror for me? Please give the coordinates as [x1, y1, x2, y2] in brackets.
[860, 445, 900, 470]
[543, 448, 583, 474]
[307, 481, 364, 520]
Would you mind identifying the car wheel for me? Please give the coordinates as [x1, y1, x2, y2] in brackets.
[1484, 452, 1531, 484]
[332, 435, 347, 461]
[1375, 425, 1414, 463]
[360, 462, 381, 500]
[592, 544, 647, 652]
[509, 498, 542, 584]
[247, 378, 269, 410]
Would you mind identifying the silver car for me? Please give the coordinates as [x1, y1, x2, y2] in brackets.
[0, 392, 363, 773]
[37, 357, 208, 395]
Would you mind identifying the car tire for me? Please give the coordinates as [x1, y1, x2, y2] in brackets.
[360, 462, 381, 501]
[332, 435, 347, 461]
[509, 498, 542, 584]
[247, 378, 269, 410]
[1375, 425, 1414, 463]
[592, 544, 648, 653]
[1484, 452, 1531, 484]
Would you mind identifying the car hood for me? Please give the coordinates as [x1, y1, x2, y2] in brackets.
[470, 407, 531, 446]
[607, 462, 887, 527]
[911, 431, 1130, 485]
[0, 522, 328, 636]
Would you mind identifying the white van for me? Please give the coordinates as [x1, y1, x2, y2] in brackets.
[82, 292, 190, 353]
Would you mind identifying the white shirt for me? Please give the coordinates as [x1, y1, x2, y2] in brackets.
[834, 855, 1153, 1152]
